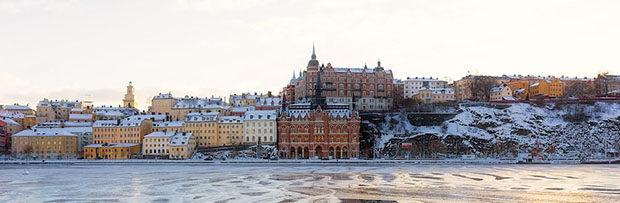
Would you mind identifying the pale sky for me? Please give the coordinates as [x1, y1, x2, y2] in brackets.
[1, 0, 619, 110]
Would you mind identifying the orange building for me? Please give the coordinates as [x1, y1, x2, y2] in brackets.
[529, 78, 565, 97]
[92, 115, 157, 145]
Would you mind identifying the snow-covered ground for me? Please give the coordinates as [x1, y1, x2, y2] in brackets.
[1, 164, 619, 202]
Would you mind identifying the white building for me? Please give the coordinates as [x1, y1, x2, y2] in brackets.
[490, 85, 513, 101]
[243, 110, 277, 145]
[143, 131, 173, 158]
[403, 77, 448, 98]
[143, 131, 195, 159]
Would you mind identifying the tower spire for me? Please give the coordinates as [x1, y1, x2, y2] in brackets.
[311, 43, 316, 59]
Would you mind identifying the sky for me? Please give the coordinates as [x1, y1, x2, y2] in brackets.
[1, 0, 619, 110]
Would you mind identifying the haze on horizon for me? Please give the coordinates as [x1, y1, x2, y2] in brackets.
[1, 0, 619, 110]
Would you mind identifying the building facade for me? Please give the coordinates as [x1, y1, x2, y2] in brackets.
[411, 88, 456, 103]
[149, 94, 230, 121]
[243, 110, 277, 145]
[278, 66, 361, 159]
[11, 128, 78, 159]
[1, 104, 35, 115]
[529, 78, 564, 97]
[490, 85, 513, 101]
[169, 132, 195, 160]
[36, 99, 84, 123]
[92, 115, 157, 145]
[403, 77, 448, 98]
[142, 131, 173, 159]
[184, 112, 219, 147]
[218, 116, 244, 146]
[84, 143, 140, 159]
[283, 46, 394, 112]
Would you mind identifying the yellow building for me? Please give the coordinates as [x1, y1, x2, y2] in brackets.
[412, 88, 456, 103]
[183, 112, 220, 147]
[217, 116, 244, 146]
[169, 132, 196, 160]
[84, 143, 140, 159]
[92, 115, 158, 145]
[123, 81, 136, 108]
[149, 93, 176, 116]
[11, 128, 78, 159]
[148, 93, 231, 121]
[529, 78, 565, 97]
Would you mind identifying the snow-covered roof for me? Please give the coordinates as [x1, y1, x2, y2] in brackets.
[169, 132, 193, 146]
[491, 86, 510, 93]
[64, 121, 93, 127]
[0, 110, 24, 119]
[145, 131, 176, 138]
[502, 96, 518, 101]
[173, 96, 229, 109]
[153, 121, 184, 127]
[127, 115, 165, 122]
[85, 143, 139, 148]
[37, 99, 81, 108]
[513, 88, 526, 94]
[2, 105, 32, 111]
[245, 94, 261, 100]
[244, 110, 277, 121]
[93, 106, 139, 117]
[0, 118, 20, 126]
[69, 113, 93, 120]
[219, 116, 243, 124]
[153, 92, 174, 99]
[332, 67, 393, 74]
[256, 97, 281, 107]
[93, 115, 158, 127]
[13, 128, 76, 137]
[232, 106, 255, 112]
[185, 112, 219, 122]
[71, 108, 85, 112]
[404, 77, 444, 82]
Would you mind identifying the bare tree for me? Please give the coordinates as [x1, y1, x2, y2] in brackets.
[470, 77, 500, 101]
[22, 144, 33, 159]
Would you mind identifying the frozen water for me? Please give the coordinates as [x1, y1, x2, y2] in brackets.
[1, 164, 619, 202]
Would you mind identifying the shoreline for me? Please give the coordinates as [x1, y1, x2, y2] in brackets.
[0, 159, 595, 165]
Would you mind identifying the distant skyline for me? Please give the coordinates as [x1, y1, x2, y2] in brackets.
[1, 0, 619, 110]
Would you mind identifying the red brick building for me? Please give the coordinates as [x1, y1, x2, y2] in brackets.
[278, 104, 360, 159]
[283, 46, 394, 112]
[278, 64, 361, 159]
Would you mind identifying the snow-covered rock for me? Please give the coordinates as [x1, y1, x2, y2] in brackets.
[366, 102, 620, 159]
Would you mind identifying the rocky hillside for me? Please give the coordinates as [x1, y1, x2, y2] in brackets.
[364, 102, 620, 159]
